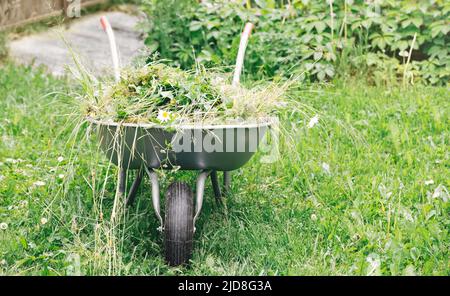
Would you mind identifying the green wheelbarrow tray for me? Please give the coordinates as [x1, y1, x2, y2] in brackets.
[86, 116, 275, 266]
[87, 116, 274, 171]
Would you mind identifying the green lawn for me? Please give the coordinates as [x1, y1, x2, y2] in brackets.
[0, 63, 448, 275]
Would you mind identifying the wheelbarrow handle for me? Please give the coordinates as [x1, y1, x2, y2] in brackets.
[100, 16, 121, 83]
[232, 22, 254, 86]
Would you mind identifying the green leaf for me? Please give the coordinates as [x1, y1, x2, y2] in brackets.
[314, 21, 326, 33]
[197, 49, 213, 62]
[317, 70, 326, 81]
[314, 51, 323, 61]
[304, 63, 314, 71]
[189, 21, 202, 32]
[412, 17, 423, 28]
[366, 53, 380, 66]
[206, 20, 220, 30]
[396, 40, 409, 51]
[146, 41, 159, 53]
[325, 66, 335, 77]
[255, 0, 276, 9]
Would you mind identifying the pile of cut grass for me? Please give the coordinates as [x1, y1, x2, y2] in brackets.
[79, 61, 286, 125]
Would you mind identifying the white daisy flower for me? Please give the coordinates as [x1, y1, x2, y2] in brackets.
[366, 253, 381, 276]
[58, 174, 65, 179]
[157, 110, 171, 123]
[307, 115, 319, 128]
[33, 181, 46, 187]
[321, 162, 331, 175]
[57, 156, 64, 162]
[41, 217, 48, 225]
[0, 222, 8, 230]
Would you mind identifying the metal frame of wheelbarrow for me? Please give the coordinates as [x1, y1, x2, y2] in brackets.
[89, 116, 273, 266]
[120, 166, 231, 232]
[101, 117, 273, 231]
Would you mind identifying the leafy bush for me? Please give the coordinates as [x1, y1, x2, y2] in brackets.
[141, 0, 449, 85]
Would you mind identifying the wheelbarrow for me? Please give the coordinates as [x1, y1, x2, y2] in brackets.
[88, 116, 273, 265]
[94, 18, 270, 265]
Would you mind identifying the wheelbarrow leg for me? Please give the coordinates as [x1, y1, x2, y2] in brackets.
[126, 167, 144, 206]
[210, 170, 222, 203]
[193, 170, 211, 232]
[223, 171, 231, 193]
[144, 167, 164, 231]
[118, 168, 127, 197]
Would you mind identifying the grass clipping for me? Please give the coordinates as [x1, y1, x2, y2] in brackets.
[83, 62, 286, 125]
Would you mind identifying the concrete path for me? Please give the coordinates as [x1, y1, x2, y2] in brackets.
[9, 11, 145, 78]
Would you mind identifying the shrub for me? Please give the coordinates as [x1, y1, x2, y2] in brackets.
[141, 0, 449, 85]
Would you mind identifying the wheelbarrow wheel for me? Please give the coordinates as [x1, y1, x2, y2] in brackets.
[164, 182, 194, 266]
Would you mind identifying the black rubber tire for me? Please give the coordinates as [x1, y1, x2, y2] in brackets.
[164, 182, 194, 266]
